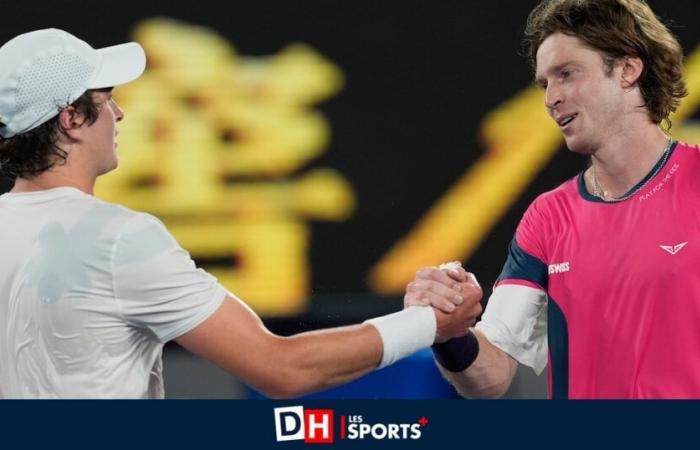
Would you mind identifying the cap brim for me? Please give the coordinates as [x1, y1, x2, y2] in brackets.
[88, 42, 146, 89]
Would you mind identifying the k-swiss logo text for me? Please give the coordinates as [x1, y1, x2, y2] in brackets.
[548, 262, 570, 275]
[660, 242, 688, 256]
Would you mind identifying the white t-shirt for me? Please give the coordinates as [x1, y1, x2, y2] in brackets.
[0, 187, 227, 398]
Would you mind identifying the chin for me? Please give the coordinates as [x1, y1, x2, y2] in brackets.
[97, 159, 119, 176]
[564, 137, 595, 155]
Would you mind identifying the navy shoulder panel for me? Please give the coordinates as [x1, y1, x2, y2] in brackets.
[496, 239, 548, 289]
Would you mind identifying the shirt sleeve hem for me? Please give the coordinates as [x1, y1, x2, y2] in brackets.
[157, 286, 228, 343]
[475, 321, 548, 375]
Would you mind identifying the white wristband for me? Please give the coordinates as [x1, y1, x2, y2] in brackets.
[364, 306, 437, 369]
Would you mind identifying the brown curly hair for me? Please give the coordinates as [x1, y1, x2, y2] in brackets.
[524, 0, 687, 127]
[0, 90, 102, 179]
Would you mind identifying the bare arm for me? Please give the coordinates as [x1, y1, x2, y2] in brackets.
[176, 295, 382, 399]
[437, 329, 518, 399]
[176, 289, 481, 399]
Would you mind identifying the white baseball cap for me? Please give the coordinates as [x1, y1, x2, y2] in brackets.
[0, 28, 146, 138]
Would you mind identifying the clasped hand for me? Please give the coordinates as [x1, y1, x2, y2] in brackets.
[404, 262, 483, 343]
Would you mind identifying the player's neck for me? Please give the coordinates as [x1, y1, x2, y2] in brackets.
[586, 122, 669, 199]
[11, 167, 96, 196]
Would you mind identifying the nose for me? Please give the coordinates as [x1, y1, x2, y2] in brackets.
[111, 99, 125, 122]
[544, 83, 563, 110]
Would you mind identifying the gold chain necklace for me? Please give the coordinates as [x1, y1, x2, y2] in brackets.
[592, 137, 673, 203]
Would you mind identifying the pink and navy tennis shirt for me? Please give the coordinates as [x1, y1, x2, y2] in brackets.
[475, 141, 700, 399]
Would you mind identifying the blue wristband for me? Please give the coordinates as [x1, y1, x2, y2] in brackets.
[431, 331, 480, 372]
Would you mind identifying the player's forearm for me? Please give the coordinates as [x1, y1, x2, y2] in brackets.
[177, 297, 436, 399]
[267, 307, 437, 399]
[439, 330, 518, 399]
[269, 323, 382, 398]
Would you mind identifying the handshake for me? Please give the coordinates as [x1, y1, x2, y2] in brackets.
[404, 262, 483, 343]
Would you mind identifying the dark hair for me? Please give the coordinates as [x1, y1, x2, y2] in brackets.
[524, 0, 687, 126]
[0, 90, 102, 179]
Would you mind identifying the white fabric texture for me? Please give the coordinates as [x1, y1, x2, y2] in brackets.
[365, 306, 436, 369]
[0, 187, 226, 398]
[475, 284, 548, 374]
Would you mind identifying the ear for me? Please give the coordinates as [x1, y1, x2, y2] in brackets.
[620, 56, 644, 88]
[57, 106, 86, 140]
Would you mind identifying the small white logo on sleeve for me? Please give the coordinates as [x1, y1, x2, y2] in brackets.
[660, 242, 688, 255]
[548, 262, 570, 275]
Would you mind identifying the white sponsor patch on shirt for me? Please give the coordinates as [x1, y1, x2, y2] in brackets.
[548, 262, 570, 275]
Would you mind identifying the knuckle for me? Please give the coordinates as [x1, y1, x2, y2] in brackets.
[465, 284, 483, 297]
[416, 267, 434, 279]
[420, 281, 434, 292]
